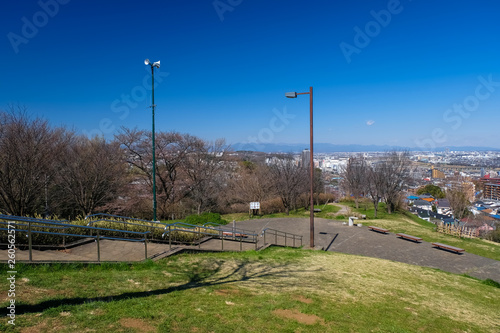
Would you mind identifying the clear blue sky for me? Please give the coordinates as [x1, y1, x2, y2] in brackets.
[1, 0, 499, 149]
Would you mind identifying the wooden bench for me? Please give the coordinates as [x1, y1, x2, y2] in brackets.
[432, 242, 465, 253]
[368, 226, 389, 234]
[396, 233, 422, 243]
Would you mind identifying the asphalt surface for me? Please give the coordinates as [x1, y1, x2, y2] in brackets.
[235, 218, 500, 282]
[2, 217, 499, 282]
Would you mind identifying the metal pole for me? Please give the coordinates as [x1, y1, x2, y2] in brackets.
[221, 230, 224, 250]
[169, 225, 171, 250]
[309, 86, 314, 248]
[151, 65, 157, 222]
[97, 230, 100, 263]
[144, 234, 148, 260]
[28, 220, 32, 263]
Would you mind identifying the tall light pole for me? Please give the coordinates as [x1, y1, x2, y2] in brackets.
[285, 86, 314, 248]
[145, 59, 160, 221]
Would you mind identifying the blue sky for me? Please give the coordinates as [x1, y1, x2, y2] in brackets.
[1, 0, 499, 149]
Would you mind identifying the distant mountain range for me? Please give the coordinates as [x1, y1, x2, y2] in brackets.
[232, 142, 500, 153]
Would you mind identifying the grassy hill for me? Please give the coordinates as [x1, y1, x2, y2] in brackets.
[1, 248, 499, 332]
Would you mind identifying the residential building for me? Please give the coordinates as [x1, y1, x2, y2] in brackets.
[484, 183, 500, 201]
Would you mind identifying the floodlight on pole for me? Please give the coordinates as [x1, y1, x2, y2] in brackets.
[145, 58, 160, 222]
[285, 86, 314, 248]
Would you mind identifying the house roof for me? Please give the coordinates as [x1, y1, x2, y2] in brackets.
[483, 209, 493, 214]
[422, 198, 434, 202]
[476, 207, 486, 211]
[437, 199, 450, 207]
[492, 215, 500, 220]
[414, 200, 432, 206]
[407, 195, 419, 200]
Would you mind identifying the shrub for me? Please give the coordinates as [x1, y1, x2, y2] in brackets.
[184, 212, 228, 226]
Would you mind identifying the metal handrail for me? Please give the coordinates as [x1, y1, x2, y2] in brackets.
[162, 222, 259, 251]
[0, 215, 151, 262]
[261, 228, 303, 248]
[202, 222, 255, 235]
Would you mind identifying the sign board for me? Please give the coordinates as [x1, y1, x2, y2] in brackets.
[250, 202, 260, 210]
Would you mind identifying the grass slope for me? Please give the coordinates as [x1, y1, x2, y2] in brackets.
[1, 248, 499, 333]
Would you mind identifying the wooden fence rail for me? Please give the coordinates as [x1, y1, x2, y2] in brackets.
[436, 222, 477, 239]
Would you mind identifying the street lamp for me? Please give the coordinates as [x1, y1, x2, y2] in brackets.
[145, 58, 160, 222]
[285, 86, 314, 248]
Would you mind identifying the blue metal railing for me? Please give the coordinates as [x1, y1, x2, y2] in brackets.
[0, 214, 150, 262]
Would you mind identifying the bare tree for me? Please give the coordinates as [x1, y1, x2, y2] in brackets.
[116, 128, 202, 219]
[340, 155, 368, 209]
[379, 151, 413, 214]
[267, 155, 307, 215]
[0, 107, 68, 216]
[447, 185, 470, 220]
[366, 161, 385, 218]
[183, 138, 230, 215]
[55, 136, 126, 217]
[227, 160, 273, 207]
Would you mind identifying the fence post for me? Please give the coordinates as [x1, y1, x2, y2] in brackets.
[169, 225, 172, 250]
[275, 230, 277, 244]
[28, 220, 32, 263]
[285, 233, 287, 247]
[97, 230, 101, 263]
[144, 233, 148, 260]
[199, 227, 201, 249]
[263, 230, 266, 245]
[221, 230, 224, 250]
[240, 234, 242, 251]
[293, 235, 295, 247]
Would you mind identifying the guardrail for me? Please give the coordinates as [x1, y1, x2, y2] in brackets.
[0, 214, 150, 262]
[163, 222, 259, 251]
[261, 228, 302, 248]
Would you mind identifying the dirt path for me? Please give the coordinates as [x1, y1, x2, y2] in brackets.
[328, 203, 350, 216]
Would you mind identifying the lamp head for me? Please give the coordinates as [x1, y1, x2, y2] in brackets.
[144, 59, 150, 65]
[285, 92, 297, 98]
[153, 61, 160, 68]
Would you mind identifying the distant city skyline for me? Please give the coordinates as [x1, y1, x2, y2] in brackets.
[1, 0, 499, 149]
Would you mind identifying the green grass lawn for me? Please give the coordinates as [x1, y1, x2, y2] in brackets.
[223, 204, 341, 222]
[1, 248, 499, 332]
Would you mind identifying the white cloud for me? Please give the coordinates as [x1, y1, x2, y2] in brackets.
[366, 120, 375, 126]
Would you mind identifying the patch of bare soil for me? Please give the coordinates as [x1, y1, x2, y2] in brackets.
[293, 295, 313, 304]
[120, 318, 155, 332]
[21, 319, 66, 333]
[214, 288, 240, 296]
[272, 309, 323, 325]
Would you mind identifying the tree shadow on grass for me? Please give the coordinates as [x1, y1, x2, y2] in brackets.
[12, 259, 321, 315]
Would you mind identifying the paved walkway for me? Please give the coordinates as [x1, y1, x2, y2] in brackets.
[2, 218, 499, 282]
[235, 218, 500, 282]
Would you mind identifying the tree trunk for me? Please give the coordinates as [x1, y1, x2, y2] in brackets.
[373, 200, 378, 218]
